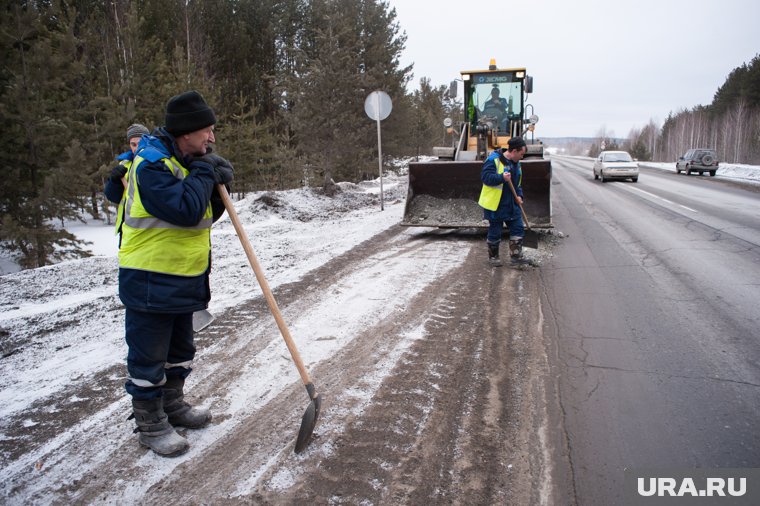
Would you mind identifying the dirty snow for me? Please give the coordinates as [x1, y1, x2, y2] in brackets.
[0, 166, 477, 502]
[1, 174, 412, 417]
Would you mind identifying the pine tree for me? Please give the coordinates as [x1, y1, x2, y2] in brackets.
[286, 3, 362, 188]
[411, 77, 449, 156]
[285, 0, 411, 188]
[216, 93, 286, 194]
[0, 0, 429, 271]
[0, 2, 91, 268]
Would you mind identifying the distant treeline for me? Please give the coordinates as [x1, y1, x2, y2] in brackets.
[591, 54, 760, 163]
[0, 0, 459, 269]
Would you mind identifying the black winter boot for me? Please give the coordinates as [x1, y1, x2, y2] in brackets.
[131, 397, 189, 457]
[163, 376, 212, 429]
[509, 239, 524, 260]
[488, 242, 502, 267]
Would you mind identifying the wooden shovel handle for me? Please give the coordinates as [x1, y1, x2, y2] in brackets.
[217, 184, 313, 387]
[504, 177, 531, 230]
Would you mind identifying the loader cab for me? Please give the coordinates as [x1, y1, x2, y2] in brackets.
[402, 61, 551, 229]
[461, 67, 529, 158]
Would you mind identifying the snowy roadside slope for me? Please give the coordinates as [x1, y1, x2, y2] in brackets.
[0, 174, 406, 433]
[0, 175, 406, 416]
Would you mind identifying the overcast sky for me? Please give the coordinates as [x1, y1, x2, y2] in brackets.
[386, 0, 760, 138]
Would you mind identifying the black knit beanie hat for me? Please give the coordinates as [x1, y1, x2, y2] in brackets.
[165, 91, 216, 136]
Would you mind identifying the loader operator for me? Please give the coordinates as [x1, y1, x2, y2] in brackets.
[104, 90, 234, 457]
[478, 136, 527, 266]
[482, 86, 510, 131]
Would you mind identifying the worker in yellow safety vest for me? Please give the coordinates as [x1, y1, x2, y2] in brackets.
[478, 136, 527, 266]
[104, 91, 234, 458]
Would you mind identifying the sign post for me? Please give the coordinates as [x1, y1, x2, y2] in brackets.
[364, 91, 392, 210]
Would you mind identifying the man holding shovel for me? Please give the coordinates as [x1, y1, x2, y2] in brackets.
[478, 136, 528, 266]
[108, 91, 233, 457]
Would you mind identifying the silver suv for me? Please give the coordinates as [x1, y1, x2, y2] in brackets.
[676, 149, 719, 176]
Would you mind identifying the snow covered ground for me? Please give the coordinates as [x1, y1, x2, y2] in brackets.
[0, 168, 420, 501]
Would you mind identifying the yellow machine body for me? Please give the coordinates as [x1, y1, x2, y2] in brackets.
[401, 61, 552, 228]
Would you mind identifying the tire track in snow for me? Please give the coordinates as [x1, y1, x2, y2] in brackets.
[7, 226, 475, 503]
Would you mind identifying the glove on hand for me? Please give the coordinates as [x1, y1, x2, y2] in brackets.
[188, 154, 215, 170]
[189, 153, 234, 185]
[208, 154, 234, 184]
[110, 164, 128, 183]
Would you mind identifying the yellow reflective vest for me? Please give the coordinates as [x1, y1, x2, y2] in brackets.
[118, 154, 213, 277]
[478, 156, 522, 211]
[478, 157, 507, 211]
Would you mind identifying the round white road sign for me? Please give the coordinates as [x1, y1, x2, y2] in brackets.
[364, 91, 392, 121]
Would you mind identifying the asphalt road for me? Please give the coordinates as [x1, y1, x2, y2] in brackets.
[542, 157, 760, 504]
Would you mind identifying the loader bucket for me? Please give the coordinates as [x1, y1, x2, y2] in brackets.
[401, 158, 552, 228]
[401, 161, 484, 228]
[520, 158, 552, 227]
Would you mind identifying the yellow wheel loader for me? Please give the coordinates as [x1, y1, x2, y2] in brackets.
[401, 60, 552, 228]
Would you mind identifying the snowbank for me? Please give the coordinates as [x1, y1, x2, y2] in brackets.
[637, 161, 760, 185]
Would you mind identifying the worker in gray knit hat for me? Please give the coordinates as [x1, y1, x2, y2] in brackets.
[126, 123, 150, 153]
[103, 122, 152, 236]
[107, 123, 150, 188]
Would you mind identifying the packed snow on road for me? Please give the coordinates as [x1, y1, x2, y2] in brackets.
[1, 167, 460, 502]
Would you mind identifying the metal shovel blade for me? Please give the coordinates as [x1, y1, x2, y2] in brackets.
[294, 385, 322, 453]
[522, 229, 540, 249]
[192, 309, 215, 333]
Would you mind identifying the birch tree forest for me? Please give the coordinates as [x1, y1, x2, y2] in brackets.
[0, 0, 457, 269]
[624, 54, 760, 164]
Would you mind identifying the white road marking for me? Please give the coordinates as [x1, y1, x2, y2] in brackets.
[621, 185, 699, 213]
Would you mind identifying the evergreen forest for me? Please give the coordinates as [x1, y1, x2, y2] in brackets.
[0, 0, 459, 269]
[1, 1, 758, 270]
